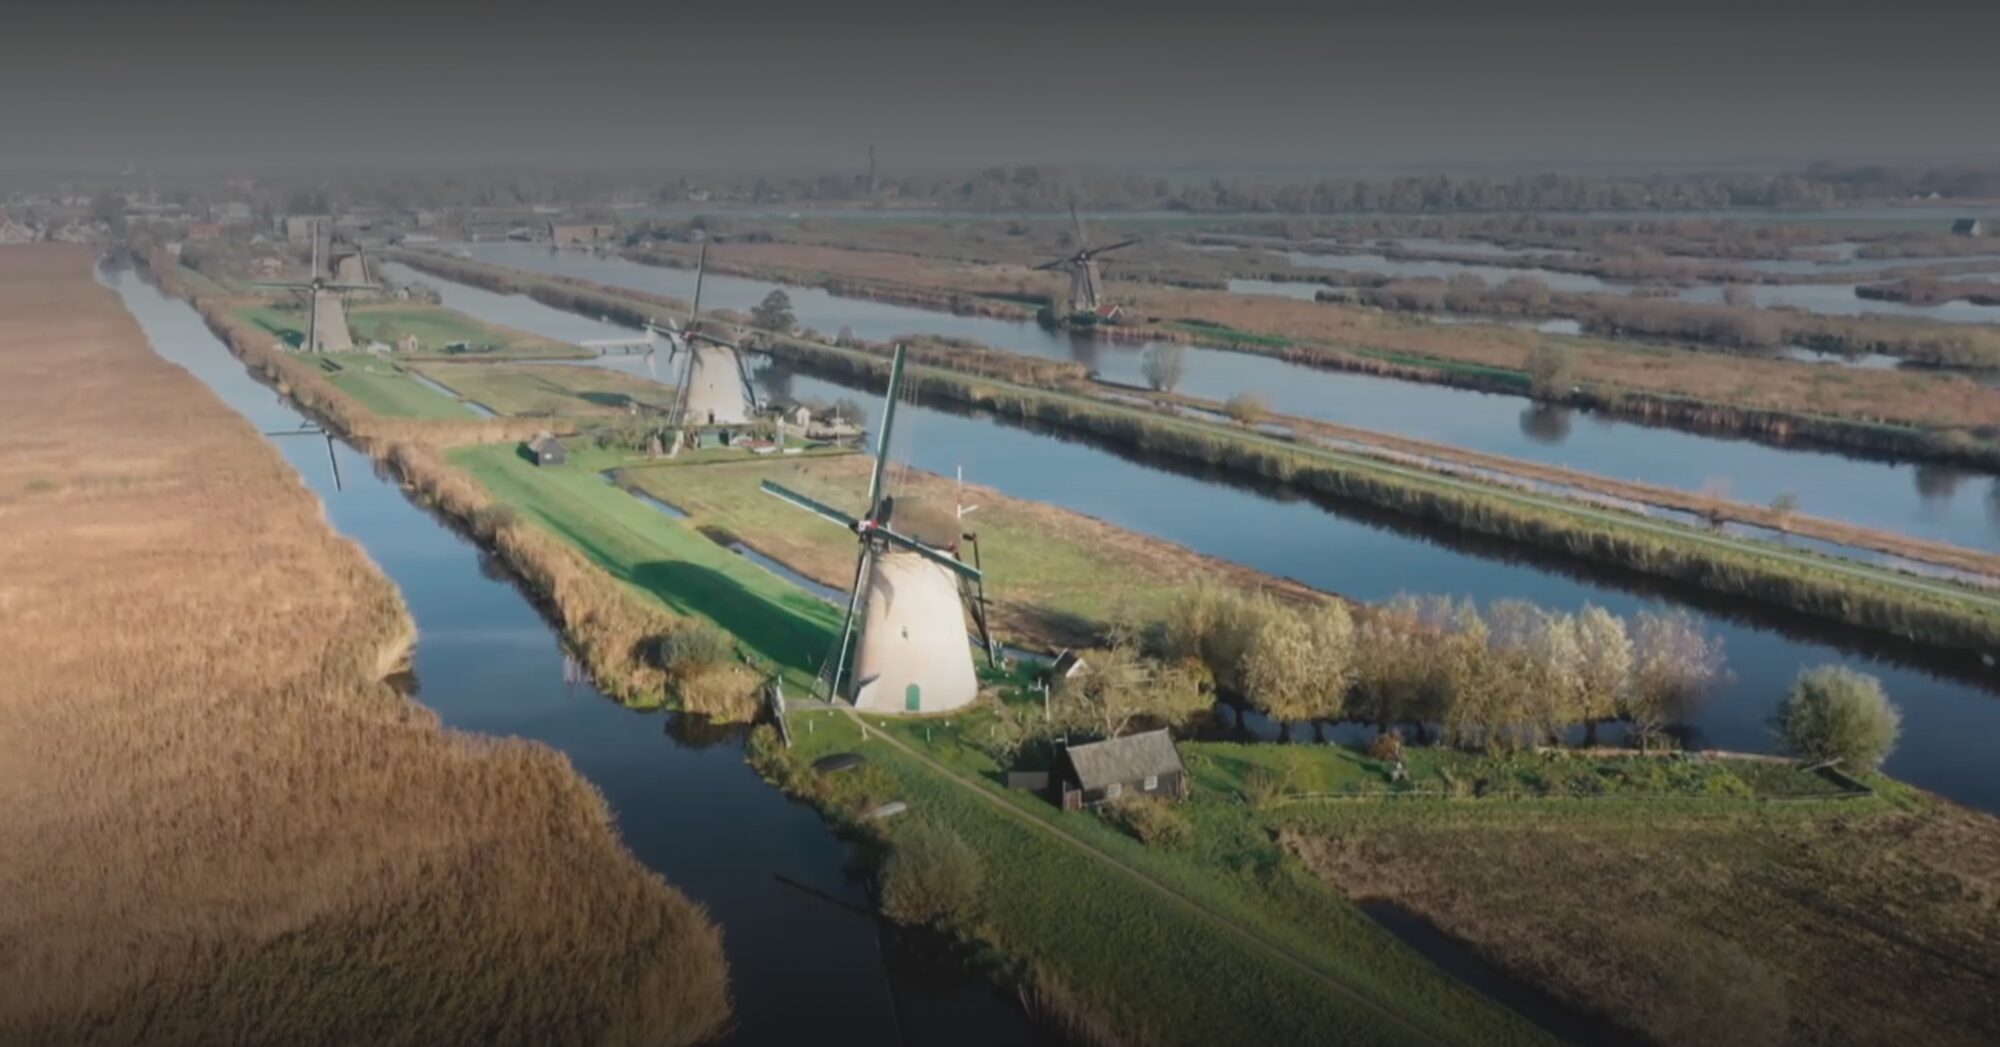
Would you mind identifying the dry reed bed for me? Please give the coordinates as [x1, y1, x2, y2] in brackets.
[0, 246, 727, 1046]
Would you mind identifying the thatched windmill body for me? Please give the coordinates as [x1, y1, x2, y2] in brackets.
[1035, 205, 1139, 324]
[761, 346, 995, 715]
[253, 221, 375, 352]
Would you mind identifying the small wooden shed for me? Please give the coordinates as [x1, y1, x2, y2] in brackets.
[1053, 729, 1188, 811]
[525, 432, 567, 467]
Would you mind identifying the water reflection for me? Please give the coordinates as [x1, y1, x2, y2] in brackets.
[1517, 404, 1573, 445]
[1915, 464, 1966, 501]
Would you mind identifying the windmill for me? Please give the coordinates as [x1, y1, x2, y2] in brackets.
[760, 346, 995, 715]
[1034, 204, 1139, 323]
[580, 243, 759, 451]
[253, 221, 374, 352]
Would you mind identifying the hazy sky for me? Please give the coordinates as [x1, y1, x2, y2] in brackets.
[5, 0, 1996, 173]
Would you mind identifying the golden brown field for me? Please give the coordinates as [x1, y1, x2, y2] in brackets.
[0, 247, 728, 1045]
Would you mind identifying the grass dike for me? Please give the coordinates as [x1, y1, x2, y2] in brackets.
[0, 246, 729, 1045]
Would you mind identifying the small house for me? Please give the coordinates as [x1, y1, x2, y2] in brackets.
[1951, 218, 1984, 238]
[399, 333, 422, 353]
[1051, 729, 1188, 810]
[525, 433, 567, 467]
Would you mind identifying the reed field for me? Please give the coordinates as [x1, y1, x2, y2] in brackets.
[0, 246, 728, 1046]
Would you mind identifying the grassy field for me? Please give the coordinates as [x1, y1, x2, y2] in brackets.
[1282, 786, 2000, 1046]
[320, 354, 479, 419]
[0, 245, 727, 1045]
[238, 299, 584, 359]
[620, 453, 1325, 649]
[416, 361, 678, 417]
[779, 708, 1551, 1047]
[449, 443, 843, 684]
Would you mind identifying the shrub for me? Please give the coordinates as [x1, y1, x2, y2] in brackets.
[658, 621, 735, 674]
[1223, 391, 1270, 426]
[1525, 343, 1577, 398]
[879, 820, 983, 930]
[1242, 766, 1292, 808]
[1773, 665, 1901, 770]
[1100, 795, 1193, 849]
[469, 503, 520, 538]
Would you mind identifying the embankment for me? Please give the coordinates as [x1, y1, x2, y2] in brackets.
[0, 246, 728, 1045]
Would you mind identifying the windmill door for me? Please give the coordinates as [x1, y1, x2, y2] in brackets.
[904, 684, 921, 712]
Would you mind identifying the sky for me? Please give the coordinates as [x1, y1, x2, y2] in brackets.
[4, 0, 1997, 174]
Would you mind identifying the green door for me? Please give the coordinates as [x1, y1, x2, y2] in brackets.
[905, 684, 922, 712]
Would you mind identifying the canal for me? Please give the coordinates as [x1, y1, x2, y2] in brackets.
[104, 261, 1057, 1047]
[441, 246, 2000, 552]
[388, 260, 2000, 816]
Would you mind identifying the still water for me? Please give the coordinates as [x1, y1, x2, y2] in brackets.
[392, 261, 2000, 815]
[444, 246, 2000, 551]
[105, 263, 1055, 1047]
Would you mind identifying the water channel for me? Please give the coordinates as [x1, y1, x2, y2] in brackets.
[437, 246, 2000, 553]
[104, 261, 1056, 1047]
[387, 260, 2000, 816]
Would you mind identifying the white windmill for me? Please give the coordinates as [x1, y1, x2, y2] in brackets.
[582, 243, 758, 451]
[760, 347, 996, 715]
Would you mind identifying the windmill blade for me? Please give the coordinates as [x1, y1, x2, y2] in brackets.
[1070, 203, 1090, 252]
[252, 280, 313, 291]
[323, 433, 344, 492]
[1032, 256, 1072, 272]
[1085, 237, 1141, 257]
[733, 347, 760, 412]
[873, 524, 983, 582]
[688, 242, 708, 330]
[822, 545, 873, 703]
[760, 480, 863, 530]
[322, 282, 377, 293]
[863, 345, 908, 520]
[643, 345, 658, 380]
[306, 288, 319, 352]
[310, 221, 322, 283]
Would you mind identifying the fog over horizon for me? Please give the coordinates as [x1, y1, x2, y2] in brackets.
[7, 0, 1998, 175]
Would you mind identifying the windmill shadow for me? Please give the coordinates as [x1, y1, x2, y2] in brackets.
[625, 559, 840, 678]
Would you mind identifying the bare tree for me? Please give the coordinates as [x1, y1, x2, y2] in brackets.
[1525, 343, 1577, 399]
[1242, 601, 1355, 725]
[1627, 610, 1726, 749]
[1574, 605, 1632, 745]
[1140, 343, 1188, 393]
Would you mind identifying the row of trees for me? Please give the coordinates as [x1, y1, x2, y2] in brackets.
[1093, 586, 1728, 752]
[1011, 582, 1908, 770]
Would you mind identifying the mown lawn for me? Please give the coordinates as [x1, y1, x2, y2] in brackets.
[449, 444, 841, 683]
[321, 356, 476, 419]
[416, 362, 677, 417]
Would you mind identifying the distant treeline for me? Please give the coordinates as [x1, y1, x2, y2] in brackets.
[229, 163, 2000, 217]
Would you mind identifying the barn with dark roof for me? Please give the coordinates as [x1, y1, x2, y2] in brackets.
[1052, 729, 1187, 810]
